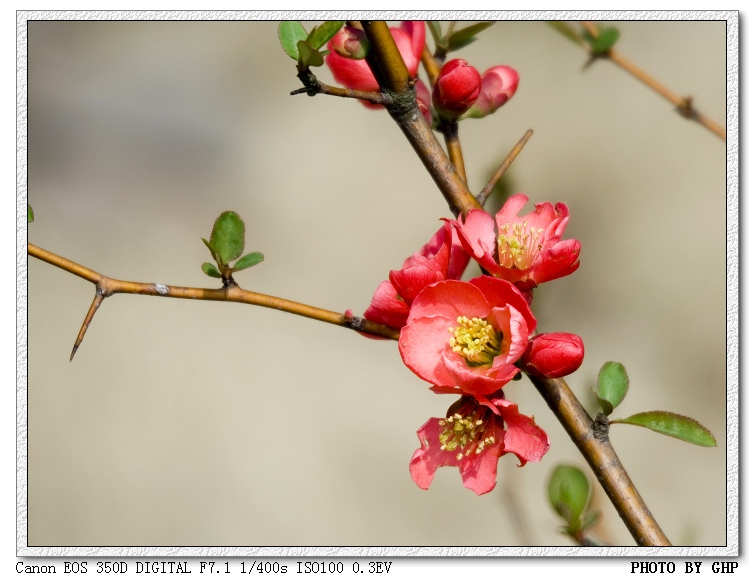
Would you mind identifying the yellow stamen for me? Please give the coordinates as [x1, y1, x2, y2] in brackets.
[449, 316, 502, 366]
[497, 221, 544, 270]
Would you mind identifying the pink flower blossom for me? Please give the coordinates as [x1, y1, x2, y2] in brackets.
[453, 193, 581, 291]
[410, 391, 549, 495]
[466, 65, 519, 119]
[432, 58, 482, 118]
[364, 222, 469, 329]
[522, 332, 584, 378]
[399, 276, 536, 396]
[325, 21, 425, 109]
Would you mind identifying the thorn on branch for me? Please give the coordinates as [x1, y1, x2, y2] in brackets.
[70, 288, 107, 361]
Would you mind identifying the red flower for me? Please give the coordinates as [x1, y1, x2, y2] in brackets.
[466, 65, 519, 119]
[364, 222, 469, 329]
[325, 21, 425, 109]
[522, 332, 584, 378]
[453, 193, 581, 291]
[432, 58, 482, 118]
[410, 391, 549, 495]
[399, 276, 536, 396]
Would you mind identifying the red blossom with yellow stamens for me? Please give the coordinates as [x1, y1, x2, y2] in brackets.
[399, 276, 536, 396]
[410, 391, 549, 495]
[453, 193, 581, 292]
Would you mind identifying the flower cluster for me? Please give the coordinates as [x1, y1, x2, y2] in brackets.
[324, 22, 518, 125]
[328, 22, 583, 495]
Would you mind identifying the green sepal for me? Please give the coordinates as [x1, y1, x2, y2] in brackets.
[201, 262, 222, 278]
[594, 361, 629, 416]
[547, 21, 585, 46]
[611, 411, 717, 447]
[307, 21, 344, 50]
[428, 21, 442, 47]
[447, 22, 495, 52]
[586, 26, 620, 55]
[28, 204, 34, 223]
[232, 252, 264, 271]
[548, 464, 590, 532]
[278, 21, 308, 60]
[582, 510, 600, 531]
[209, 211, 245, 265]
[297, 40, 325, 68]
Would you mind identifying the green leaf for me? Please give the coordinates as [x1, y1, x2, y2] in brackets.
[612, 411, 717, 447]
[588, 26, 620, 55]
[233, 252, 264, 271]
[201, 262, 222, 278]
[28, 204, 34, 223]
[582, 510, 600, 531]
[201, 237, 222, 266]
[547, 21, 584, 46]
[278, 21, 308, 60]
[548, 465, 590, 528]
[297, 40, 324, 68]
[209, 211, 245, 265]
[428, 21, 442, 47]
[595, 361, 629, 416]
[307, 21, 344, 50]
[447, 22, 495, 52]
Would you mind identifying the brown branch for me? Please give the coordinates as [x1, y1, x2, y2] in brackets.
[421, 44, 440, 86]
[29, 243, 400, 358]
[359, 21, 480, 218]
[291, 81, 389, 106]
[527, 373, 671, 546]
[579, 21, 725, 141]
[478, 129, 534, 205]
[440, 120, 467, 184]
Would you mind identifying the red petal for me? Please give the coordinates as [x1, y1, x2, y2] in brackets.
[399, 315, 459, 389]
[405, 280, 490, 325]
[468, 276, 537, 334]
[363, 280, 410, 329]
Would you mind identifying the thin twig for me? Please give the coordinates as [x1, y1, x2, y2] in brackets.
[527, 373, 671, 546]
[70, 291, 105, 360]
[441, 121, 467, 184]
[579, 21, 725, 141]
[477, 129, 534, 205]
[421, 44, 440, 86]
[29, 243, 400, 359]
[290, 81, 389, 106]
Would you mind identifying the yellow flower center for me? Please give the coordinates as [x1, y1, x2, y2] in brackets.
[438, 411, 497, 461]
[449, 316, 502, 367]
[497, 221, 544, 270]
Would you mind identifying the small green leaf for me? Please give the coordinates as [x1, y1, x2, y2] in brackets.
[428, 21, 442, 47]
[28, 204, 34, 223]
[201, 237, 222, 266]
[209, 211, 245, 265]
[279, 21, 308, 60]
[595, 361, 629, 416]
[233, 252, 264, 271]
[547, 21, 585, 46]
[588, 26, 620, 55]
[582, 510, 600, 531]
[201, 262, 222, 278]
[297, 40, 324, 68]
[612, 411, 717, 447]
[447, 22, 495, 52]
[548, 465, 590, 528]
[307, 21, 344, 50]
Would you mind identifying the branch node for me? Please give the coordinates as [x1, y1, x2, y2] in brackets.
[676, 95, 696, 119]
[296, 68, 320, 97]
[347, 315, 365, 331]
[592, 412, 611, 441]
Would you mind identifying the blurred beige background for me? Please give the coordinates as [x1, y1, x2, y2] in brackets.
[26, 19, 727, 547]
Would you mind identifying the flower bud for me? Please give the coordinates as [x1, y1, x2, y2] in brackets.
[331, 26, 370, 60]
[432, 58, 481, 118]
[466, 65, 519, 119]
[522, 333, 584, 379]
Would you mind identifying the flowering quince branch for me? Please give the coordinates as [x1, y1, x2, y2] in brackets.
[477, 129, 534, 205]
[320, 21, 673, 546]
[289, 79, 389, 106]
[28, 242, 400, 360]
[562, 21, 725, 141]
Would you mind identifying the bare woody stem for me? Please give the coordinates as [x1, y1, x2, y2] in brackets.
[580, 21, 725, 141]
[527, 374, 671, 546]
[478, 129, 534, 205]
[360, 21, 480, 218]
[29, 243, 399, 360]
[441, 121, 467, 184]
[290, 81, 389, 106]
